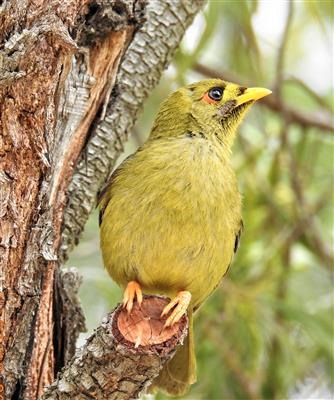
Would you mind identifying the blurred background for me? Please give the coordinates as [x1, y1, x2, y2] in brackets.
[67, 1, 333, 399]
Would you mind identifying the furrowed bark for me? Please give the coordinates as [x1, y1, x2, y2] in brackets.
[0, 0, 205, 399]
[42, 297, 188, 400]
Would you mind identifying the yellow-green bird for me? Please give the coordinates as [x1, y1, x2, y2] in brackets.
[99, 79, 271, 395]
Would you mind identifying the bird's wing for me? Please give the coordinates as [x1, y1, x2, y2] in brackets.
[97, 154, 134, 226]
[220, 219, 244, 282]
[234, 219, 244, 254]
[193, 221, 244, 314]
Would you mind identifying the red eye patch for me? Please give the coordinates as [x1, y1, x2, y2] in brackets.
[202, 92, 218, 104]
[202, 87, 224, 104]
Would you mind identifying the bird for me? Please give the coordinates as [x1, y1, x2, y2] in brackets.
[99, 79, 271, 396]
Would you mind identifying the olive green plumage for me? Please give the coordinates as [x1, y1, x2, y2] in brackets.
[99, 79, 271, 396]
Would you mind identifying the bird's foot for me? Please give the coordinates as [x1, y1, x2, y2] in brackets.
[161, 291, 191, 327]
[122, 281, 143, 313]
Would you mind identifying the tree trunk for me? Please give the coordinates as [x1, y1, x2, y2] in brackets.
[0, 1, 205, 399]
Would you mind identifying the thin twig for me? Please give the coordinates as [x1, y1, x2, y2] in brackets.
[206, 320, 259, 400]
[275, 1, 294, 96]
[285, 76, 332, 111]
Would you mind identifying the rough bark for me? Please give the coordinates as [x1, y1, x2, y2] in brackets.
[0, 0, 205, 399]
[41, 297, 188, 400]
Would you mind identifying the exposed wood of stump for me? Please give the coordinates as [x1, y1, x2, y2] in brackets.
[41, 296, 188, 400]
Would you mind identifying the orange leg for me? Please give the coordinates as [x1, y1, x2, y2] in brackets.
[122, 281, 143, 313]
[161, 291, 191, 327]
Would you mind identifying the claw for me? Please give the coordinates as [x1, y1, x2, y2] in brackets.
[122, 281, 143, 313]
[161, 291, 191, 327]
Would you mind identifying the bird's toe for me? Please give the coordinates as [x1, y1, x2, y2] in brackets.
[162, 291, 191, 327]
[122, 281, 142, 313]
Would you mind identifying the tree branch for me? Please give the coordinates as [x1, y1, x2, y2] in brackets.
[41, 296, 188, 400]
[193, 63, 334, 134]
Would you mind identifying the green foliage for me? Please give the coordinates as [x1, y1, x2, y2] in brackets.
[68, 1, 333, 398]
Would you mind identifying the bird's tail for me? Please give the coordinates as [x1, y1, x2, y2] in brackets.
[148, 309, 196, 396]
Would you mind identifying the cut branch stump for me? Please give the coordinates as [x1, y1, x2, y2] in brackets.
[41, 296, 188, 400]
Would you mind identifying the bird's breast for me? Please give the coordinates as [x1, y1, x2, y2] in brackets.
[100, 136, 241, 304]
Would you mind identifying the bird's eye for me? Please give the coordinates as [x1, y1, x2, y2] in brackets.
[208, 87, 224, 101]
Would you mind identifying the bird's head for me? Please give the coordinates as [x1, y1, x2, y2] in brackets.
[150, 79, 271, 148]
